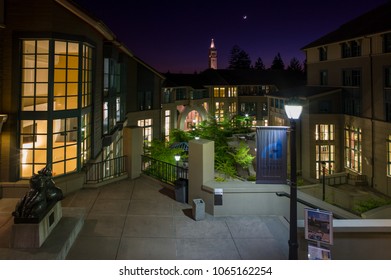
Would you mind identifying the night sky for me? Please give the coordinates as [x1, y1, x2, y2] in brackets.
[73, 0, 388, 73]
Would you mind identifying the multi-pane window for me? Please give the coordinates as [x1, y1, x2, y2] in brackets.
[165, 110, 170, 141]
[138, 119, 152, 147]
[342, 69, 361, 87]
[103, 58, 121, 96]
[227, 87, 237, 97]
[341, 41, 361, 58]
[228, 102, 237, 117]
[52, 117, 78, 176]
[315, 124, 335, 140]
[315, 145, 335, 179]
[319, 47, 327, 61]
[215, 102, 224, 122]
[387, 136, 391, 176]
[213, 87, 225, 97]
[240, 102, 256, 116]
[315, 124, 335, 179]
[20, 39, 93, 178]
[54, 41, 79, 110]
[20, 120, 48, 177]
[345, 125, 362, 173]
[103, 57, 122, 134]
[21, 40, 49, 111]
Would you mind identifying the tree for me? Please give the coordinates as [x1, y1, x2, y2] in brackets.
[287, 57, 303, 73]
[228, 45, 251, 69]
[270, 52, 285, 70]
[254, 57, 265, 70]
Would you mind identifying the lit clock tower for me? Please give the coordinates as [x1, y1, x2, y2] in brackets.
[208, 39, 217, 69]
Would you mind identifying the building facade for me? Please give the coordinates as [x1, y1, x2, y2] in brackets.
[297, 2, 391, 195]
[0, 0, 163, 195]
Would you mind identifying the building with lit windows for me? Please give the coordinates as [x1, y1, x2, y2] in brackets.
[161, 68, 305, 139]
[0, 0, 163, 195]
[271, 2, 391, 196]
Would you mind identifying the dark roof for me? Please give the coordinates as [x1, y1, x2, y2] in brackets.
[270, 86, 341, 99]
[302, 2, 391, 49]
[162, 73, 206, 89]
[163, 69, 306, 90]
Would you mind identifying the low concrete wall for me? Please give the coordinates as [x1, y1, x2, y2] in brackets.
[298, 219, 391, 260]
[200, 180, 359, 220]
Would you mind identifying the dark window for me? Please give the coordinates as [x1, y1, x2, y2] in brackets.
[319, 47, 327, 61]
[320, 70, 328, 85]
[341, 41, 361, 58]
[384, 33, 391, 53]
[343, 69, 361, 87]
[319, 100, 331, 113]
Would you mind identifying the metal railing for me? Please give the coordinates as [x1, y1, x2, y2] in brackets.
[85, 155, 127, 183]
[141, 155, 188, 185]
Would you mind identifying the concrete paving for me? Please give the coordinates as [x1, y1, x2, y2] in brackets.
[0, 176, 289, 260]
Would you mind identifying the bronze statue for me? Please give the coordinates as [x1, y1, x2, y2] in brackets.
[13, 165, 63, 219]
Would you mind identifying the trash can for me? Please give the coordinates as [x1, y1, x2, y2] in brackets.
[174, 178, 188, 203]
[192, 198, 205, 221]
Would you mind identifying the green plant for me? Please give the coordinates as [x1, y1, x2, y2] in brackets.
[215, 156, 237, 179]
[229, 142, 255, 168]
[215, 176, 226, 182]
[352, 198, 391, 214]
[247, 175, 256, 181]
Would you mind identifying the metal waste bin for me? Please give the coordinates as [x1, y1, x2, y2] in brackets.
[174, 178, 188, 203]
[192, 198, 205, 221]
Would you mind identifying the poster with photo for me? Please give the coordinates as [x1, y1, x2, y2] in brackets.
[304, 208, 333, 245]
[308, 245, 331, 260]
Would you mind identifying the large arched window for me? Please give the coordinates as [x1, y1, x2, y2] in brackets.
[20, 39, 93, 178]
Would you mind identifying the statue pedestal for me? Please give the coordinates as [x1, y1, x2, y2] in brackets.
[11, 201, 63, 248]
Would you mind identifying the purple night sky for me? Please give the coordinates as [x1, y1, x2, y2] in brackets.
[73, 0, 387, 73]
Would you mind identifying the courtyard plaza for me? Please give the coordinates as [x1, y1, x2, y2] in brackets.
[0, 175, 290, 260]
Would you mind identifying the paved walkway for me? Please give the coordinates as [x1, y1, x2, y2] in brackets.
[0, 176, 289, 260]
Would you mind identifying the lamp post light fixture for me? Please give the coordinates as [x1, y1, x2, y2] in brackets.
[321, 161, 326, 201]
[175, 154, 181, 179]
[284, 103, 303, 260]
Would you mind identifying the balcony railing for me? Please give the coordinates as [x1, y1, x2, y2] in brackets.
[141, 155, 188, 185]
[85, 155, 127, 183]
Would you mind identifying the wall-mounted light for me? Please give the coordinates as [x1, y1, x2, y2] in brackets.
[0, 114, 8, 133]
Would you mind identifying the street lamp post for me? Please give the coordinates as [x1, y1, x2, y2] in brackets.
[284, 103, 303, 260]
[175, 154, 181, 179]
[322, 161, 326, 201]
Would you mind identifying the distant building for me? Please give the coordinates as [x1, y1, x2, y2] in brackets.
[272, 2, 391, 196]
[161, 68, 305, 136]
[208, 39, 218, 69]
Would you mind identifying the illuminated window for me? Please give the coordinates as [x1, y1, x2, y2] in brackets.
[213, 87, 225, 97]
[315, 124, 334, 140]
[315, 145, 335, 179]
[52, 117, 78, 176]
[20, 39, 93, 178]
[165, 110, 170, 141]
[138, 119, 153, 147]
[21, 40, 49, 111]
[20, 120, 48, 178]
[315, 124, 336, 178]
[215, 102, 224, 122]
[228, 102, 236, 116]
[227, 87, 237, 97]
[345, 125, 362, 173]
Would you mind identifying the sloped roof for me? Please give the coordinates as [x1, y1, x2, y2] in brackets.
[163, 69, 305, 90]
[270, 86, 341, 99]
[302, 2, 391, 49]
